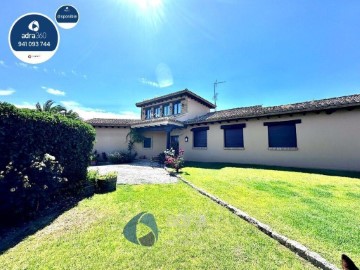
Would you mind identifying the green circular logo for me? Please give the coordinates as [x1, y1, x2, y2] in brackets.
[123, 212, 159, 247]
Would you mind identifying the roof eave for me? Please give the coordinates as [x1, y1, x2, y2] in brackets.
[186, 103, 360, 125]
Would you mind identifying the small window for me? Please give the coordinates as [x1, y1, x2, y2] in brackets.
[221, 124, 246, 148]
[145, 108, 152, 119]
[154, 107, 161, 118]
[192, 127, 209, 148]
[143, 137, 152, 148]
[163, 104, 170, 116]
[264, 120, 301, 148]
[173, 101, 182, 115]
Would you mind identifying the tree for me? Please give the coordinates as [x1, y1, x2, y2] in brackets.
[35, 100, 81, 120]
[35, 100, 65, 113]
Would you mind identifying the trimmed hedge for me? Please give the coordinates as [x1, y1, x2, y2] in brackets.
[0, 103, 95, 222]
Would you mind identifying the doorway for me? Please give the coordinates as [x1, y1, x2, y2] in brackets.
[170, 135, 179, 155]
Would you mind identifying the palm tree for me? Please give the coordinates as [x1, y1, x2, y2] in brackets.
[35, 100, 81, 120]
[35, 100, 65, 113]
[63, 109, 80, 120]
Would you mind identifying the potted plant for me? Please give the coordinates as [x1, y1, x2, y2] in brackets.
[83, 170, 98, 197]
[96, 171, 118, 193]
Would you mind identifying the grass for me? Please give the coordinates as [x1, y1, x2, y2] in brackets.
[0, 183, 315, 270]
[181, 162, 360, 267]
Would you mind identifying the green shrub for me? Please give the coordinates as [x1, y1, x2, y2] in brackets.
[87, 170, 99, 182]
[97, 171, 117, 193]
[108, 151, 135, 164]
[157, 153, 166, 165]
[0, 103, 95, 222]
[0, 154, 67, 222]
[98, 171, 118, 180]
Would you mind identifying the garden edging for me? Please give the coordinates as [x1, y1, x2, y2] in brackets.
[175, 173, 339, 270]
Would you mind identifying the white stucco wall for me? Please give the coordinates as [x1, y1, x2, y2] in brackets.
[134, 131, 167, 159]
[176, 97, 211, 121]
[177, 109, 360, 172]
[93, 127, 130, 153]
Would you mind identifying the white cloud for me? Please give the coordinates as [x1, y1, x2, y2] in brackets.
[42, 86, 66, 96]
[156, 63, 173, 88]
[60, 101, 139, 120]
[14, 102, 35, 109]
[139, 63, 173, 88]
[0, 88, 15, 96]
[16, 62, 28, 68]
[140, 78, 160, 88]
[0, 60, 7, 67]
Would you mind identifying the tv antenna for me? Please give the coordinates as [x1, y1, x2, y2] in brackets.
[213, 79, 225, 110]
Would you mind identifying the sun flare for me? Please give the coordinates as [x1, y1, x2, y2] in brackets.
[132, 0, 162, 11]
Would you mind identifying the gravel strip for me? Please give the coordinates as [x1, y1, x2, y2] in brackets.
[89, 160, 178, 185]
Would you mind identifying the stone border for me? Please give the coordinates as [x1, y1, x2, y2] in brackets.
[177, 175, 339, 270]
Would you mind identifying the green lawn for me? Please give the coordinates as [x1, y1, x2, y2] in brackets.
[0, 183, 315, 270]
[181, 162, 360, 267]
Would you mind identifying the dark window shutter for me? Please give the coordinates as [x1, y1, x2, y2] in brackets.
[268, 124, 297, 147]
[193, 130, 207, 147]
[224, 128, 244, 147]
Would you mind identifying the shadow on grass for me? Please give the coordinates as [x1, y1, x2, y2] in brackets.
[0, 193, 92, 255]
[183, 161, 360, 179]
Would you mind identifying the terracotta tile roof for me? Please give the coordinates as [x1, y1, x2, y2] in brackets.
[185, 94, 360, 124]
[135, 89, 216, 109]
[86, 117, 184, 127]
[131, 116, 183, 126]
[86, 118, 139, 127]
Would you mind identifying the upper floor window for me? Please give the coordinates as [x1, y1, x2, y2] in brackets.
[163, 104, 170, 116]
[173, 101, 182, 115]
[154, 107, 161, 118]
[264, 120, 301, 148]
[145, 108, 152, 119]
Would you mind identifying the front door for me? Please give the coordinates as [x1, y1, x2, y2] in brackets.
[170, 136, 179, 155]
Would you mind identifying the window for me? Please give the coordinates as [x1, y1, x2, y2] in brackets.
[173, 101, 182, 115]
[221, 124, 246, 148]
[143, 137, 152, 148]
[145, 108, 152, 119]
[163, 104, 170, 116]
[191, 126, 209, 148]
[264, 120, 301, 148]
[154, 107, 161, 118]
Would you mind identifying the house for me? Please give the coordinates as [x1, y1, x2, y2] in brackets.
[86, 89, 360, 172]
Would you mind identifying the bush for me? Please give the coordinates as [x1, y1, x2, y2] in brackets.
[86, 170, 117, 194]
[164, 148, 185, 173]
[0, 154, 67, 222]
[157, 152, 166, 165]
[0, 103, 95, 222]
[108, 151, 136, 164]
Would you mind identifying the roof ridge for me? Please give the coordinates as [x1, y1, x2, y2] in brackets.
[185, 93, 360, 124]
[135, 89, 216, 108]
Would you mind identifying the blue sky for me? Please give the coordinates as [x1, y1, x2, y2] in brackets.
[1, 0, 360, 119]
